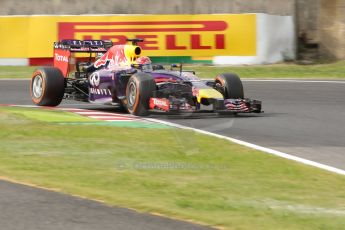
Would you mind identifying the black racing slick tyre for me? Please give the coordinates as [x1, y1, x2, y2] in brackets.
[30, 67, 65, 106]
[215, 73, 244, 99]
[125, 73, 156, 116]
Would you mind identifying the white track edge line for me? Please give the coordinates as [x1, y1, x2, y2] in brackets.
[144, 118, 345, 176]
[75, 111, 136, 116]
[88, 116, 137, 119]
[1, 78, 345, 84]
[242, 79, 345, 83]
[104, 120, 136, 122]
[0, 78, 30, 81]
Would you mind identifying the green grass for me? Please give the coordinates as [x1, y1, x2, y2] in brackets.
[0, 66, 36, 79]
[4, 107, 95, 123]
[185, 61, 345, 79]
[4, 107, 170, 128]
[1, 107, 345, 229]
[0, 61, 344, 79]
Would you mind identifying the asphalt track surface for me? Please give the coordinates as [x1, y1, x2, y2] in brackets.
[0, 180, 211, 230]
[1, 79, 345, 229]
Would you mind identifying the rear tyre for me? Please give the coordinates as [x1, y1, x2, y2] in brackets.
[215, 73, 244, 99]
[30, 67, 65, 106]
[125, 73, 156, 116]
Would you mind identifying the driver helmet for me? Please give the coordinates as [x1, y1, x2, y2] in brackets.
[136, 56, 153, 72]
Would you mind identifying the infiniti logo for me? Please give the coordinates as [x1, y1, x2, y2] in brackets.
[89, 72, 100, 87]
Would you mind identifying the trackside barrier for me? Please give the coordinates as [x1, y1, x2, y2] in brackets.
[0, 14, 295, 65]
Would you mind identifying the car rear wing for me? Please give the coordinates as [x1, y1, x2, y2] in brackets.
[54, 39, 113, 53]
[53, 39, 113, 77]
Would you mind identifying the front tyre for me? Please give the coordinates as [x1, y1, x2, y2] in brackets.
[30, 67, 65, 106]
[125, 73, 156, 116]
[215, 73, 244, 99]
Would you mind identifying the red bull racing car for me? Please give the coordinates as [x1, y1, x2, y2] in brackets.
[30, 39, 262, 116]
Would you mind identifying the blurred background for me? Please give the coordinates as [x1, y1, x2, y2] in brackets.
[0, 0, 344, 65]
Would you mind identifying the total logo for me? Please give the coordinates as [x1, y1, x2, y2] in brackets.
[54, 53, 68, 62]
[149, 98, 170, 111]
[152, 98, 169, 107]
[89, 72, 100, 87]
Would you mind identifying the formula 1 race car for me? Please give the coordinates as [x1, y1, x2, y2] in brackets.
[30, 39, 262, 116]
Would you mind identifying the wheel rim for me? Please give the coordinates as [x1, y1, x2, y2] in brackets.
[215, 81, 226, 96]
[32, 75, 43, 98]
[128, 82, 137, 107]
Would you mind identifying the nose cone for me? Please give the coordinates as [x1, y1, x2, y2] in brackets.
[196, 88, 224, 103]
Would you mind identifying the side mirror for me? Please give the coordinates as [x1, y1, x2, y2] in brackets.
[170, 63, 183, 71]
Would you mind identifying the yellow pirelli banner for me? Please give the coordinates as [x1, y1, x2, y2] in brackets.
[0, 14, 256, 58]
